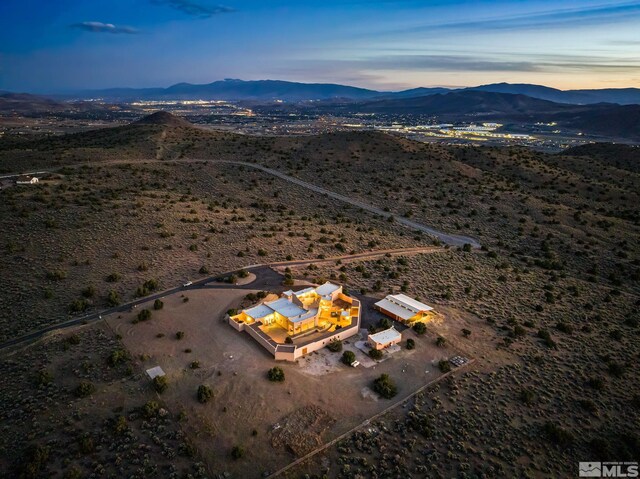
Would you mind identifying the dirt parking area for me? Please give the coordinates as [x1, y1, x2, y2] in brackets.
[106, 286, 464, 478]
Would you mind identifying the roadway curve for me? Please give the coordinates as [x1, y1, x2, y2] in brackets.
[211, 160, 481, 248]
[0, 247, 445, 352]
[6, 159, 481, 249]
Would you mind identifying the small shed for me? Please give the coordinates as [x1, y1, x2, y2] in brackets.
[145, 366, 165, 380]
[368, 327, 402, 350]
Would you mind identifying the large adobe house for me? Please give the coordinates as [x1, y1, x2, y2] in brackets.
[374, 293, 435, 324]
[229, 282, 360, 361]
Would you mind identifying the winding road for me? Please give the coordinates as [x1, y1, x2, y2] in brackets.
[0, 247, 446, 352]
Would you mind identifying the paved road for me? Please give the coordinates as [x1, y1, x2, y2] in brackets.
[0, 247, 443, 352]
[3, 160, 481, 249]
[211, 160, 481, 248]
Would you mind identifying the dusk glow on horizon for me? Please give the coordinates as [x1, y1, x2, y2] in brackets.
[1, 0, 639, 92]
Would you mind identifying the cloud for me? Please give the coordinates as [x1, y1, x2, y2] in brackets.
[70, 22, 139, 34]
[150, 0, 235, 18]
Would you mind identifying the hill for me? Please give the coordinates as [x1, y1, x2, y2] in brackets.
[471, 82, 640, 105]
[133, 111, 193, 127]
[79, 78, 385, 102]
[560, 142, 640, 172]
[0, 92, 70, 115]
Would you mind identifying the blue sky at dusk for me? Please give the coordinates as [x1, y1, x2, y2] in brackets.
[1, 0, 639, 92]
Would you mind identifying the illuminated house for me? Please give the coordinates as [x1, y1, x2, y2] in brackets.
[374, 294, 435, 324]
[229, 282, 360, 361]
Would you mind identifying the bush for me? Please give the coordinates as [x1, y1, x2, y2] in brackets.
[231, 445, 244, 460]
[190, 361, 201, 369]
[543, 421, 574, 447]
[373, 373, 397, 399]
[153, 299, 164, 310]
[107, 290, 120, 306]
[369, 348, 383, 360]
[435, 336, 446, 347]
[461, 328, 472, 338]
[137, 309, 152, 322]
[438, 360, 451, 373]
[106, 273, 120, 283]
[406, 338, 415, 350]
[69, 298, 89, 313]
[520, 388, 536, 406]
[327, 339, 343, 352]
[267, 366, 285, 382]
[17, 444, 50, 478]
[413, 322, 427, 335]
[153, 375, 168, 393]
[36, 369, 53, 386]
[142, 400, 160, 418]
[75, 381, 96, 398]
[176, 331, 185, 340]
[108, 349, 129, 367]
[537, 329, 557, 348]
[378, 317, 392, 330]
[341, 350, 356, 365]
[197, 384, 214, 403]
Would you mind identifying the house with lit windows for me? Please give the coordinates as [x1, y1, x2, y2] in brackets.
[228, 282, 360, 361]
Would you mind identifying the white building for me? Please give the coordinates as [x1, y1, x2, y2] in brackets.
[368, 326, 402, 350]
[16, 176, 39, 185]
[374, 293, 434, 324]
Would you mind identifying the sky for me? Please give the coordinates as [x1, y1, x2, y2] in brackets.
[0, 0, 639, 92]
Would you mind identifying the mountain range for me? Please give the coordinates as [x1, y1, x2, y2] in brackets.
[63, 79, 640, 105]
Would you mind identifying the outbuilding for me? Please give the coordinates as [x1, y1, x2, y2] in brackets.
[368, 326, 402, 350]
[16, 176, 39, 185]
[374, 293, 434, 324]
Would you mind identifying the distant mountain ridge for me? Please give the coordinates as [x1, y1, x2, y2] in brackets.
[60, 79, 640, 105]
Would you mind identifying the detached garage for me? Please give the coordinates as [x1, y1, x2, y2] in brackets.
[368, 327, 402, 350]
[374, 293, 434, 324]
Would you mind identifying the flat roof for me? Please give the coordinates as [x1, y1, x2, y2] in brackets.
[314, 282, 340, 297]
[146, 366, 165, 379]
[369, 327, 401, 345]
[374, 298, 417, 320]
[244, 304, 274, 320]
[267, 297, 308, 319]
[290, 308, 318, 323]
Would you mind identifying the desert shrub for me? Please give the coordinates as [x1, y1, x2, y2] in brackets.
[36, 369, 53, 386]
[238, 269, 249, 278]
[413, 322, 427, 335]
[199, 265, 209, 274]
[369, 348, 383, 360]
[435, 336, 446, 347]
[341, 350, 356, 365]
[137, 309, 152, 322]
[267, 366, 285, 382]
[231, 445, 244, 459]
[284, 336, 293, 344]
[461, 328, 471, 338]
[153, 375, 168, 393]
[197, 384, 214, 403]
[608, 362, 626, 377]
[153, 299, 164, 310]
[556, 322, 574, 334]
[327, 339, 343, 352]
[142, 400, 160, 418]
[438, 360, 451, 373]
[542, 421, 574, 447]
[66, 334, 81, 345]
[520, 388, 537, 406]
[105, 272, 121, 283]
[537, 329, 557, 348]
[108, 349, 129, 367]
[82, 285, 95, 298]
[74, 381, 96, 398]
[378, 317, 392, 329]
[190, 361, 200, 369]
[373, 373, 397, 399]
[587, 377, 605, 390]
[176, 331, 185, 340]
[107, 290, 120, 306]
[406, 338, 415, 350]
[46, 269, 67, 281]
[16, 444, 50, 478]
[113, 415, 128, 435]
[69, 298, 89, 313]
[78, 435, 94, 454]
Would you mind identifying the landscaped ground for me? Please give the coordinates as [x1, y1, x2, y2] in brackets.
[104, 284, 461, 478]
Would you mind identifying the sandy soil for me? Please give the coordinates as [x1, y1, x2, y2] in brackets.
[105, 286, 460, 477]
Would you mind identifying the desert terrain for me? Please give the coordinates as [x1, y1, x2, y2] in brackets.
[0, 114, 638, 478]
